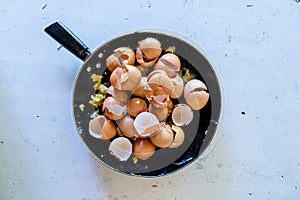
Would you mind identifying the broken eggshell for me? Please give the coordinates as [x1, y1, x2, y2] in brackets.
[102, 96, 127, 120]
[148, 104, 168, 121]
[110, 65, 142, 91]
[89, 115, 117, 140]
[170, 74, 184, 99]
[127, 98, 148, 117]
[169, 125, 185, 148]
[147, 70, 174, 95]
[106, 47, 135, 72]
[118, 115, 139, 140]
[136, 37, 162, 67]
[154, 53, 181, 78]
[136, 48, 158, 67]
[133, 112, 160, 137]
[171, 104, 194, 126]
[106, 86, 128, 104]
[132, 77, 153, 99]
[109, 137, 132, 161]
[150, 123, 174, 148]
[133, 138, 156, 160]
[184, 79, 209, 110]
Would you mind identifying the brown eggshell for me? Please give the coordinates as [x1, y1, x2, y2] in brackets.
[106, 86, 128, 103]
[106, 54, 122, 72]
[185, 90, 210, 110]
[171, 104, 193, 126]
[148, 104, 168, 121]
[170, 74, 184, 99]
[150, 123, 174, 148]
[110, 65, 142, 91]
[138, 37, 162, 60]
[133, 112, 160, 137]
[132, 77, 153, 98]
[169, 125, 185, 148]
[136, 47, 158, 67]
[133, 138, 155, 160]
[89, 115, 117, 140]
[127, 98, 147, 117]
[147, 70, 174, 95]
[118, 115, 139, 140]
[114, 47, 135, 65]
[184, 79, 209, 110]
[184, 79, 207, 97]
[102, 96, 127, 120]
[106, 47, 135, 72]
[154, 53, 181, 78]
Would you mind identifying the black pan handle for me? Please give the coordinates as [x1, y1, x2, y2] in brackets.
[44, 22, 91, 61]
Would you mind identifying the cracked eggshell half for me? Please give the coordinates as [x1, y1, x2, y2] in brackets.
[106, 47, 135, 72]
[184, 79, 209, 110]
[136, 37, 162, 67]
[171, 104, 193, 126]
[132, 77, 153, 98]
[118, 115, 139, 140]
[150, 123, 174, 148]
[133, 112, 160, 137]
[106, 86, 128, 104]
[89, 115, 117, 140]
[170, 74, 184, 99]
[110, 65, 142, 91]
[147, 70, 174, 95]
[109, 137, 132, 161]
[154, 53, 181, 78]
[127, 98, 147, 117]
[133, 138, 156, 160]
[102, 96, 127, 120]
[169, 125, 185, 148]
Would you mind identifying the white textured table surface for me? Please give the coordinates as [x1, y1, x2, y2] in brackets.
[1, 0, 300, 199]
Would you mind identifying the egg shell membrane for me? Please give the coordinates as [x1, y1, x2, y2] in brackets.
[103, 97, 127, 120]
[134, 112, 160, 137]
[150, 94, 169, 108]
[89, 117, 104, 139]
[109, 137, 133, 161]
[171, 104, 194, 126]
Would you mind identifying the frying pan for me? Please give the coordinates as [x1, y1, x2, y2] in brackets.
[44, 22, 224, 177]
